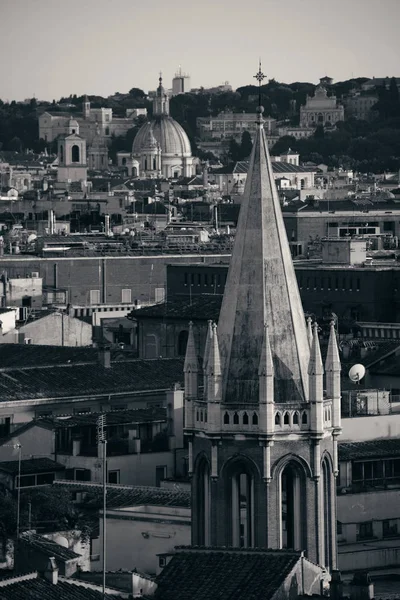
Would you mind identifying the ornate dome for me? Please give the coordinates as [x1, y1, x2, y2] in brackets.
[132, 116, 192, 156]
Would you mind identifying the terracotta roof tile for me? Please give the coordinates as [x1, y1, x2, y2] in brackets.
[19, 532, 81, 561]
[155, 548, 300, 600]
[0, 458, 65, 475]
[0, 575, 122, 599]
[53, 481, 191, 509]
[339, 439, 400, 461]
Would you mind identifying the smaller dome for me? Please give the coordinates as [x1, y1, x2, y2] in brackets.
[132, 116, 191, 156]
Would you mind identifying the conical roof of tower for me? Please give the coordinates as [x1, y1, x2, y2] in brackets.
[217, 109, 310, 404]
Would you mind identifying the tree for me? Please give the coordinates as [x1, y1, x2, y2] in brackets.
[228, 138, 241, 163]
[240, 131, 253, 159]
[128, 87, 146, 99]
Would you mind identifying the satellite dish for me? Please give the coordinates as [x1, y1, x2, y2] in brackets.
[349, 364, 366, 383]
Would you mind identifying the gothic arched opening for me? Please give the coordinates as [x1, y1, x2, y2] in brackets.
[280, 462, 307, 552]
[71, 144, 80, 163]
[223, 457, 258, 548]
[322, 457, 333, 569]
[194, 457, 210, 545]
[178, 330, 189, 356]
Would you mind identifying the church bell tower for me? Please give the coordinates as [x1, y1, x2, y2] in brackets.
[184, 65, 341, 570]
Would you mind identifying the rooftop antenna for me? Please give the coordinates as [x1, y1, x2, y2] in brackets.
[348, 364, 365, 385]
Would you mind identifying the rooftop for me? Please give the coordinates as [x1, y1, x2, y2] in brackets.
[131, 296, 222, 321]
[53, 481, 191, 509]
[339, 438, 400, 461]
[0, 458, 65, 475]
[42, 407, 167, 428]
[0, 573, 123, 599]
[0, 346, 184, 402]
[19, 532, 81, 562]
[155, 547, 301, 600]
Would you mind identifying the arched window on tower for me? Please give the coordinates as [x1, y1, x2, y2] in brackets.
[293, 412, 299, 425]
[322, 457, 333, 569]
[178, 330, 189, 357]
[242, 412, 249, 425]
[71, 145, 80, 163]
[280, 462, 307, 551]
[223, 412, 229, 425]
[275, 412, 281, 426]
[252, 412, 258, 425]
[233, 412, 239, 425]
[153, 157, 157, 170]
[302, 411, 308, 425]
[284, 412, 290, 425]
[144, 158, 148, 171]
[223, 458, 257, 548]
[195, 458, 210, 545]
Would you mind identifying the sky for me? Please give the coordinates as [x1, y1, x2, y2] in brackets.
[1, 0, 400, 102]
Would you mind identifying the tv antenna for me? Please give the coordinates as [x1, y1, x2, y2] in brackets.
[348, 364, 366, 385]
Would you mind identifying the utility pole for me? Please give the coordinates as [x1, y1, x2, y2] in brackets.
[97, 414, 107, 598]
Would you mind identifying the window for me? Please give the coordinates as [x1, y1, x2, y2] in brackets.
[293, 412, 299, 425]
[108, 470, 120, 484]
[275, 413, 281, 425]
[0, 416, 11, 438]
[37, 472, 55, 485]
[383, 519, 398, 538]
[302, 411, 308, 424]
[121, 289, 131, 303]
[252, 412, 258, 425]
[224, 412, 229, 424]
[75, 469, 91, 481]
[155, 287, 165, 303]
[71, 144, 80, 163]
[242, 412, 249, 425]
[284, 412, 290, 425]
[105, 127, 110, 136]
[337, 521, 343, 535]
[73, 407, 91, 415]
[233, 412, 239, 425]
[18, 475, 36, 488]
[90, 289, 100, 305]
[357, 521, 373, 541]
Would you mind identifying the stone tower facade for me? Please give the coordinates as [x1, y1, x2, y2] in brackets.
[184, 108, 342, 570]
[57, 133, 88, 183]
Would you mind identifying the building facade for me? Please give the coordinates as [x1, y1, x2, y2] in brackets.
[300, 85, 344, 128]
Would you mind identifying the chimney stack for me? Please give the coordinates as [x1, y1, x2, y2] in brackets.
[98, 345, 111, 369]
[44, 557, 59, 585]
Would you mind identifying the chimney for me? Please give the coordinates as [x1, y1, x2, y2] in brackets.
[44, 557, 58, 585]
[98, 345, 111, 369]
[349, 571, 374, 600]
[330, 570, 344, 600]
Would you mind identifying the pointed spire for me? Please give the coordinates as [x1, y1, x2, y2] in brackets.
[184, 321, 198, 373]
[307, 316, 313, 349]
[217, 67, 310, 405]
[308, 322, 324, 376]
[258, 323, 274, 377]
[325, 320, 340, 373]
[203, 320, 213, 371]
[207, 323, 221, 377]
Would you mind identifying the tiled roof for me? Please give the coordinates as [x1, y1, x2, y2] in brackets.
[0, 458, 65, 475]
[0, 575, 123, 599]
[131, 296, 222, 321]
[339, 439, 400, 461]
[19, 532, 80, 561]
[0, 354, 184, 402]
[0, 344, 132, 370]
[53, 481, 191, 509]
[155, 547, 300, 600]
[43, 407, 167, 428]
[233, 160, 316, 175]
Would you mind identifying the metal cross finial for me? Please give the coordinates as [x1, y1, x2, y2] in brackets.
[253, 60, 266, 85]
[159, 71, 163, 85]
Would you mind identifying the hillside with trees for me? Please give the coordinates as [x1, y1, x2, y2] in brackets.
[0, 77, 400, 172]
